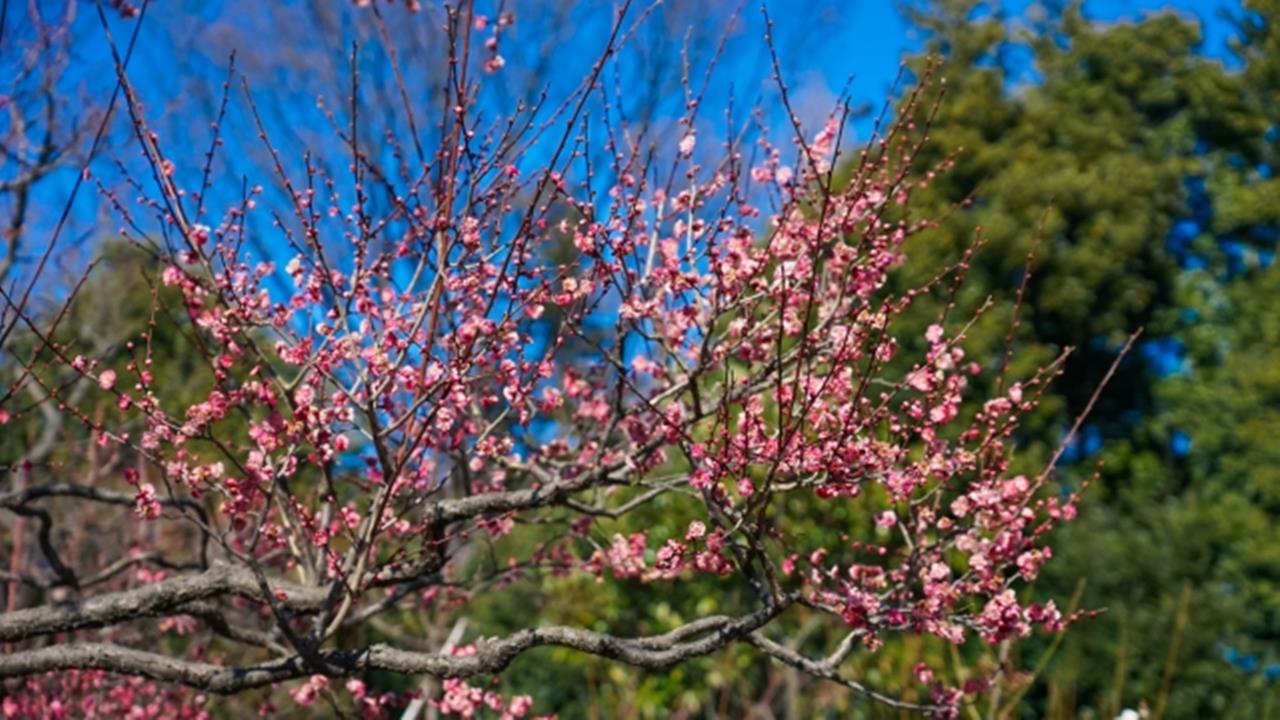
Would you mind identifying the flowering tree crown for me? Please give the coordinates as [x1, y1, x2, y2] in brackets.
[0, 3, 1106, 717]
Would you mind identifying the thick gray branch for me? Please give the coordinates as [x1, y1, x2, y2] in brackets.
[0, 563, 326, 642]
[0, 603, 786, 693]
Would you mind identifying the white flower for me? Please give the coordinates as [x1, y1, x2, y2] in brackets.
[678, 132, 696, 157]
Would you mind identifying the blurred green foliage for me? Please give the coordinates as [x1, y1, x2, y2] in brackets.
[889, 1, 1280, 717]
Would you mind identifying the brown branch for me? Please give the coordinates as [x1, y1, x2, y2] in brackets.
[0, 563, 326, 643]
[0, 602, 787, 693]
[746, 632, 941, 712]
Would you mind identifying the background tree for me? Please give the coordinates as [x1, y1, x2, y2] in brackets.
[890, 1, 1280, 716]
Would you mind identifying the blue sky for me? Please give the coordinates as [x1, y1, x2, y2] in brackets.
[0, 0, 1248, 286]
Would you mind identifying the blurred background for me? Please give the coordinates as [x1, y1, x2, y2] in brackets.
[2, 0, 1277, 717]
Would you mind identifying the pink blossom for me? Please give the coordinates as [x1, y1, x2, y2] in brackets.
[678, 132, 696, 156]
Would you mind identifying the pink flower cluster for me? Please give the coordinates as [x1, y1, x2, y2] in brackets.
[437, 679, 542, 720]
[1, 671, 208, 720]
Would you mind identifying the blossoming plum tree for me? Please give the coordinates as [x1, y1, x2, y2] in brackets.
[0, 1, 1114, 717]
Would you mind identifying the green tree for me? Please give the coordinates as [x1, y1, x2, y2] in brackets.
[895, 1, 1280, 716]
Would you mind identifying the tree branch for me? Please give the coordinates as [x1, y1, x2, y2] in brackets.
[0, 563, 326, 642]
[0, 602, 788, 693]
